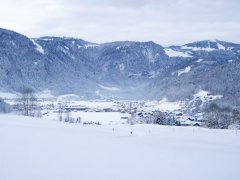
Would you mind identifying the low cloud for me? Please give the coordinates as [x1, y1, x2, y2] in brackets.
[0, 0, 239, 46]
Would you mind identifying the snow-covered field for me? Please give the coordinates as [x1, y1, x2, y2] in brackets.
[0, 114, 240, 180]
[46, 111, 129, 125]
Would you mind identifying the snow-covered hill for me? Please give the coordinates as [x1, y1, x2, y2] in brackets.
[0, 114, 239, 180]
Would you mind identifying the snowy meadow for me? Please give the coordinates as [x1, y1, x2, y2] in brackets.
[0, 114, 240, 180]
[0, 95, 240, 180]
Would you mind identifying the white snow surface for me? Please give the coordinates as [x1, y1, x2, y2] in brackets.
[194, 89, 223, 103]
[77, 44, 99, 49]
[0, 91, 17, 99]
[217, 43, 226, 50]
[164, 48, 192, 57]
[64, 46, 69, 50]
[40, 38, 54, 41]
[31, 39, 45, 54]
[181, 46, 216, 52]
[99, 84, 120, 91]
[196, 58, 203, 63]
[0, 114, 240, 180]
[36, 89, 55, 98]
[64, 100, 117, 109]
[178, 66, 191, 76]
[144, 98, 182, 112]
[148, 71, 159, 79]
[57, 94, 80, 99]
[84, 44, 99, 48]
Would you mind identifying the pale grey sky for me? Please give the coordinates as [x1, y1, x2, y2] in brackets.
[0, 0, 239, 45]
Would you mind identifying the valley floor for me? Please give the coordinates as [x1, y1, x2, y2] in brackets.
[0, 114, 240, 180]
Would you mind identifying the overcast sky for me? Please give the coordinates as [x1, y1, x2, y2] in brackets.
[0, 0, 239, 46]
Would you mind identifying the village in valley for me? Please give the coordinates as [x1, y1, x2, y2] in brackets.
[1, 90, 217, 127]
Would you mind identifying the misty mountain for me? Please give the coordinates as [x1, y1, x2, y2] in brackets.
[0, 28, 240, 105]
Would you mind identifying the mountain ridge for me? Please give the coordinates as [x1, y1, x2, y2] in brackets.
[0, 27, 240, 106]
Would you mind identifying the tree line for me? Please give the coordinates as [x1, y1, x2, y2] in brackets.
[203, 103, 240, 129]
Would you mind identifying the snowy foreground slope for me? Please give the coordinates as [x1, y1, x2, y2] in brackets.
[0, 115, 240, 180]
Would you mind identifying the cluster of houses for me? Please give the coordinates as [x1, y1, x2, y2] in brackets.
[117, 101, 204, 126]
[13, 96, 204, 126]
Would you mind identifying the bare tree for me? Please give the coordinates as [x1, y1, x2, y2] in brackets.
[64, 110, 71, 122]
[76, 116, 82, 123]
[57, 103, 64, 121]
[17, 87, 38, 116]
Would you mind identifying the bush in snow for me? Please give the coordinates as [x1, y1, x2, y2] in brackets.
[68, 116, 82, 123]
[83, 121, 101, 125]
[63, 111, 82, 123]
[76, 116, 82, 123]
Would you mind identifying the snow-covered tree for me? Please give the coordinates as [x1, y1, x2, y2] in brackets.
[127, 111, 179, 126]
[203, 103, 240, 129]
